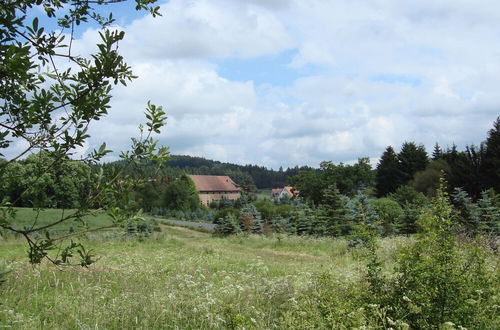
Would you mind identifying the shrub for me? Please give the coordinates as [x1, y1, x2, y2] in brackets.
[388, 179, 498, 328]
[213, 214, 240, 236]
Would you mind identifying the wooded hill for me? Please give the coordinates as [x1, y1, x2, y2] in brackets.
[164, 155, 315, 190]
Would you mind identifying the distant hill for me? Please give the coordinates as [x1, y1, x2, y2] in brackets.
[165, 155, 315, 189]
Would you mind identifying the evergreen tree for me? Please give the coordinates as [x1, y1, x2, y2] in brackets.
[214, 214, 240, 236]
[431, 142, 443, 160]
[482, 116, 500, 193]
[389, 185, 428, 235]
[451, 187, 480, 234]
[317, 184, 348, 236]
[344, 192, 380, 236]
[397, 142, 429, 184]
[375, 146, 404, 197]
[238, 204, 263, 233]
[477, 190, 500, 235]
[290, 206, 314, 235]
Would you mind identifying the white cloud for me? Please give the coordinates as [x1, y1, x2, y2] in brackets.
[122, 0, 293, 60]
[7, 0, 500, 170]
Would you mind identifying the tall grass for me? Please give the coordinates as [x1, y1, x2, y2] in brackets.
[0, 226, 497, 329]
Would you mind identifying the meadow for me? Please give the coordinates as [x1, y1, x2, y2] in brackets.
[0, 224, 396, 329]
[5, 208, 114, 232]
[0, 209, 498, 329]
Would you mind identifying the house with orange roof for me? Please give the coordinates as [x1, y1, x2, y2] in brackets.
[188, 175, 241, 206]
[271, 186, 299, 200]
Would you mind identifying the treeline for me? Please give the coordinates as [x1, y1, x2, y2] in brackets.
[117, 155, 313, 190]
[0, 152, 93, 209]
[292, 116, 500, 202]
[216, 117, 500, 238]
[376, 120, 500, 199]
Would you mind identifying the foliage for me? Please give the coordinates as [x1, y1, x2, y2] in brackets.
[389, 185, 428, 234]
[213, 207, 240, 224]
[0, 0, 168, 266]
[162, 154, 314, 189]
[238, 204, 263, 233]
[162, 175, 200, 212]
[291, 158, 375, 205]
[213, 214, 240, 236]
[315, 184, 348, 237]
[1, 151, 92, 208]
[397, 141, 429, 184]
[371, 197, 403, 236]
[411, 159, 451, 197]
[482, 116, 500, 193]
[345, 193, 380, 249]
[452, 187, 500, 236]
[375, 146, 404, 197]
[387, 179, 498, 328]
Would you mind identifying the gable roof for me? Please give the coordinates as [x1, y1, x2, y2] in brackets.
[188, 175, 240, 192]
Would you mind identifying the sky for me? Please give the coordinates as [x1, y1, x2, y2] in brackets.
[21, 0, 500, 169]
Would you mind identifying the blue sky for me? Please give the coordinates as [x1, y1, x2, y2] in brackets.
[15, 0, 500, 169]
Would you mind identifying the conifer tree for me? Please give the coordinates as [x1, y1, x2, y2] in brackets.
[214, 214, 240, 236]
[375, 146, 404, 197]
[432, 142, 443, 160]
[238, 204, 263, 233]
[397, 142, 429, 184]
[482, 116, 500, 193]
[317, 184, 348, 236]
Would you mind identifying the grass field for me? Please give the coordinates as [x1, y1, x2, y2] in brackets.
[1, 211, 498, 329]
[0, 225, 409, 329]
[255, 189, 271, 200]
[4, 208, 114, 233]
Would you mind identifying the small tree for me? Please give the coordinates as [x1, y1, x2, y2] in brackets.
[371, 197, 403, 236]
[238, 204, 262, 234]
[317, 184, 348, 237]
[0, 0, 167, 267]
[390, 178, 497, 328]
[214, 214, 240, 237]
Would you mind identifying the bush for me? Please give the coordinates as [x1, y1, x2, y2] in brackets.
[387, 180, 498, 328]
[371, 198, 403, 236]
[213, 214, 240, 236]
[213, 207, 240, 224]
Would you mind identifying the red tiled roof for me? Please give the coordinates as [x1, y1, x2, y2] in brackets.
[188, 175, 240, 192]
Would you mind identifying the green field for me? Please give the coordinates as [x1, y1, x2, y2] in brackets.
[0, 214, 498, 329]
[4, 208, 114, 233]
[255, 189, 271, 200]
[0, 226, 392, 329]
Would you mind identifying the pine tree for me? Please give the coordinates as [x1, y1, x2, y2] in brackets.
[451, 187, 480, 235]
[476, 190, 500, 235]
[238, 204, 263, 234]
[482, 116, 500, 193]
[375, 146, 404, 197]
[214, 214, 240, 236]
[432, 143, 443, 160]
[318, 184, 348, 236]
[291, 206, 314, 235]
[398, 142, 429, 184]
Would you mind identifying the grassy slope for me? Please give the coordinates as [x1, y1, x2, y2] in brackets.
[5, 207, 114, 232]
[0, 225, 408, 329]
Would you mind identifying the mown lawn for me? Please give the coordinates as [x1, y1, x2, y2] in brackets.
[0, 225, 408, 329]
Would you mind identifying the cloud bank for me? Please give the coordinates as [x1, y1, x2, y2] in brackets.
[18, 0, 500, 169]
